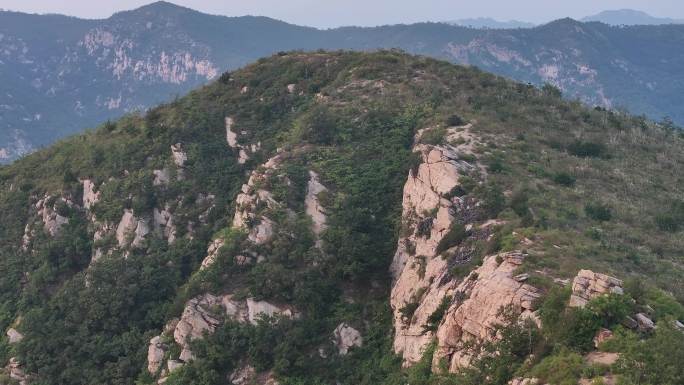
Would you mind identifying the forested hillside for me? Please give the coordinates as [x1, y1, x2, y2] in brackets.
[0, 51, 682, 385]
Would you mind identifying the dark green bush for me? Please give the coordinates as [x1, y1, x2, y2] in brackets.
[552, 172, 576, 187]
[435, 223, 468, 255]
[585, 203, 612, 222]
[567, 141, 607, 158]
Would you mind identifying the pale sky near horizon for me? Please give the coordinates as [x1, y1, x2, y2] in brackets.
[0, 0, 682, 28]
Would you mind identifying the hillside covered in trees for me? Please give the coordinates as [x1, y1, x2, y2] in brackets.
[0, 51, 683, 385]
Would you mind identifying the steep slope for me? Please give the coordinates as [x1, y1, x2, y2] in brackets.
[2, 2, 684, 161]
[0, 51, 683, 385]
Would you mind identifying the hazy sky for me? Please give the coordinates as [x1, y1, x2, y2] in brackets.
[1, 0, 683, 28]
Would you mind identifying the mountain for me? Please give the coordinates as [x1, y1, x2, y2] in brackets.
[1, 50, 683, 385]
[2, 2, 684, 163]
[447, 17, 535, 29]
[582, 9, 684, 26]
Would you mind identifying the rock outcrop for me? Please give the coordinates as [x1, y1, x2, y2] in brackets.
[305, 171, 327, 236]
[170, 143, 187, 167]
[82, 179, 101, 210]
[332, 323, 363, 355]
[390, 125, 482, 365]
[148, 293, 295, 377]
[433, 252, 540, 371]
[569, 270, 623, 308]
[6, 327, 24, 344]
[225, 116, 261, 164]
[115, 209, 149, 248]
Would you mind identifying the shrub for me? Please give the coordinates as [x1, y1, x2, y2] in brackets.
[422, 295, 452, 332]
[529, 348, 584, 385]
[553, 172, 576, 187]
[420, 127, 447, 145]
[585, 203, 612, 222]
[446, 114, 466, 127]
[435, 223, 468, 255]
[568, 141, 607, 158]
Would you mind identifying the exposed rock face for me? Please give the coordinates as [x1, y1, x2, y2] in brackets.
[148, 292, 295, 375]
[6, 327, 24, 344]
[225, 116, 260, 164]
[594, 328, 614, 348]
[171, 143, 187, 167]
[226, 116, 238, 148]
[508, 378, 539, 385]
[569, 270, 623, 308]
[200, 238, 225, 270]
[390, 126, 482, 365]
[116, 210, 149, 248]
[7, 357, 27, 385]
[82, 179, 101, 210]
[332, 323, 363, 355]
[433, 252, 541, 371]
[147, 336, 167, 374]
[246, 298, 293, 325]
[153, 206, 176, 244]
[305, 171, 327, 236]
[230, 365, 257, 385]
[36, 196, 71, 237]
[153, 168, 171, 186]
[173, 294, 227, 362]
[232, 153, 284, 244]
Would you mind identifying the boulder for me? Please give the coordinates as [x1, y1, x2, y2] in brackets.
[635, 313, 655, 331]
[6, 327, 23, 344]
[569, 270, 623, 308]
[332, 323, 363, 355]
[8, 357, 27, 385]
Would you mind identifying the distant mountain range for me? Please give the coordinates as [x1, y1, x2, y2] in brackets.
[1, 1, 684, 162]
[447, 17, 535, 29]
[582, 9, 684, 26]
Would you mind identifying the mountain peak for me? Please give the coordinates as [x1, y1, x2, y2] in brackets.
[111, 1, 198, 19]
[582, 9, 684, 25]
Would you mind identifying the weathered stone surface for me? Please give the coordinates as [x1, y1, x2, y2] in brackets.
[594, 328, 614, 348]
[508, 378, 539, 385]
[390, 128, 481, 365]
[305, 171, 327, 236]
[569, 270, 623, 308]
[635, 313, 655, 331]
[153, 169, 171, 186]
[82, 179, 101, 209]
[116, 210, 149, 248]
[247, 298, 293, 325]
[333, 323, 363, 355]
[229, 365, 256, 385]
[8, 357, 27, 385]
[226, 116, 238, 148]
[170, 143, 187, 167]
[6, 327, 23, 344]
[200, 238, 225, 270]
[433, 252, 540, 372]
[153, 206, 176, 243]
[173, 294, 224, 362]
[147, 336, 167, 374]
[32, 196, 70, 237]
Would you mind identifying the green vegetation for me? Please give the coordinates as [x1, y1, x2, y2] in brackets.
[0, 50, 682, 385]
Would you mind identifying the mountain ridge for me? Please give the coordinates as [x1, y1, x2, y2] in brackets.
[1, 3, 684, 162]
